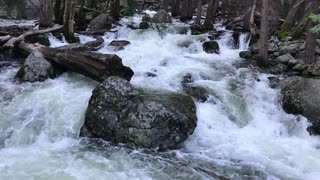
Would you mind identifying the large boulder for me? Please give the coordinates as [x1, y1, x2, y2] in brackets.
[281, 77, 320, 135]
[16, 51, 57, 82]
[151, 10, 172, 23]
[89, 14, 112, 31]
[203, 41, 220, 54]
[81, 76, 197, 150]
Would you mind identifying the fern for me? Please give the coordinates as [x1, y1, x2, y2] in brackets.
[309, 14, 320, 33]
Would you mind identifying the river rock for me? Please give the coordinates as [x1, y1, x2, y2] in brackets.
[109, 40, 131, 47]
[16, 51, 56, 82]
[281, 77, 320, 135]
[239, 51, 252, 59]
[25, 34, 50, 46]
[89, 14, 112, 31]
[81, 76, 197, 150]
[203, 41, 220, 54]
[274, 53, 294, 64]
[151, 10, 172, 23]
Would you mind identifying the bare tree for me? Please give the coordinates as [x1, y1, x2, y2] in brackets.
[204, 0, 216, 28]
[63, 0, 76, 43]
[180, 0, 193, 21]
[110, 0, 120, 21]
[304, 0, 319, 64]
[171, 0, 181, 17]
[195, 0, 202, 26]
[54, 0, 65, 25]
[39, 0, 53, 28]
[259, 0, 269, 67]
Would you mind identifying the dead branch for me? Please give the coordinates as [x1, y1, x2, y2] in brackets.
[1, 25, 62, 50]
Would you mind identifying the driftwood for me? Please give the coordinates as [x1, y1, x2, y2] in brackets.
[0, 25, 62, 50]
[17, 41, 133, 82]
[78, 29, 118, 36]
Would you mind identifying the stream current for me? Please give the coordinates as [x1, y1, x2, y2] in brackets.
[0, 13, 320, 180]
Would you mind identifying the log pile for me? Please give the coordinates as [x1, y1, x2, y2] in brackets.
[0, 25, 134, 82]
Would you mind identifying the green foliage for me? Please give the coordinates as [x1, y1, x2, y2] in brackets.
[309, 14, 320, 33]
[124, 0, 136, 16]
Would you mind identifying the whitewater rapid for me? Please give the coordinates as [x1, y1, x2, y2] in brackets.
[0, 13, 320, 179]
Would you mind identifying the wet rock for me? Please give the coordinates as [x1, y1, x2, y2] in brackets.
[25, 34, 50, 46]
[151, 10, 172, 23]
[279, 43, 299, 55]
[81, 76, 197, 150]
[274, 53, 294, 64]
[89, 14, 112, 31]
[109, 40, 131, 47]
[208, 30, 225, 40]
[57, 43, 91, 51]
[268, 64, 288, 74]
[139, 22, 150, 29]
[202, 41, 220, 54]
[177, 40, 193, 48]
[239, 51, 252, 59]
[281, 77, 320, 135]
[145, 72, 157, 77]
[232, 32, 240, 49]
[181, 73, 210, 102]
[16, 51, 56, 82]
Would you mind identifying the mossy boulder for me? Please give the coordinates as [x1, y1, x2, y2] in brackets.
[281, 77, 320, 135]
[139, 21, 150, 29]
[89, 14, 112, 31]
[81, 76, 197, 150]
[151, 10, 172, 23]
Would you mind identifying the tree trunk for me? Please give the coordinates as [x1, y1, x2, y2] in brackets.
[304, 0, 318, 64]
[40, 0, 53, 28]
[204, 0, 216, 27]
[180, 0, 193, 21]
[54, 0, 65, 25]
[259, 0, 269, 67]
[195, 0, 202, 26]
[63, 0, 76, 43]
[171, 0, 181, 17]
[110, 0, 120, 21]
[280, 0, 305, 32]
[249, 0, 257, 36]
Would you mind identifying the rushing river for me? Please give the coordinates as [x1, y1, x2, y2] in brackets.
[0, 13, 320, 180]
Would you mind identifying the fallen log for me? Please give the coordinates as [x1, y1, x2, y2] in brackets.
[0, 35, 11, 45]
[17, 41, 134, 82]
[1, 25, 62, 50]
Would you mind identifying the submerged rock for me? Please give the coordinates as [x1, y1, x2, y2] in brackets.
[281, 77, 320, 135]
[109, 40, 131, 47]
[203, 41, 220, 54]
[151, 10, 172, 23]
[16, 51, 56, 82]
[81, 76, 197, 150]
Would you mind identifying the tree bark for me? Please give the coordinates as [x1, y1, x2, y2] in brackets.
[40, 0, 53, 28]
[204, 0, 216, 27]
[63, 0, 76, 43]
[180, 0, 193, 21]
[110, 0, 121, 21]
[304, 0, 318, 64]
[54, 0, 65, 25]
[171, 0, 181, 17]
[280, 0, 306, 32]
[259, 0, 269, 67]
[249, 0, 257, 36]
[195, 0, 202, 26]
